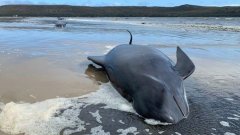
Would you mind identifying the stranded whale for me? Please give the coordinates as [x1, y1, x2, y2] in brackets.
[88, 31, 195, 124]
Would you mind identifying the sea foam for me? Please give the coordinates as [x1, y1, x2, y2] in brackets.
[0, 83, 172, 135]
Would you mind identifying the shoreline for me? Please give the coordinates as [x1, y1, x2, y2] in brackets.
[0, 5, 240, 17]
[0, 17, 239, 135]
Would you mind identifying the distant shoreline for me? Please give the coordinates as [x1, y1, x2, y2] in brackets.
[0, 4, 240, 17]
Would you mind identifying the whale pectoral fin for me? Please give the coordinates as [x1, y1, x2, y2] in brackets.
[174, 46, 195, 79]
[87, 56, 106, 67]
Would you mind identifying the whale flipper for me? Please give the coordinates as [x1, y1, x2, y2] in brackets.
[174, 46, 195, 79]
[88, 56, 106, 67]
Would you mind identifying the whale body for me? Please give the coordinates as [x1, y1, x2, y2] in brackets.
[88, 34, 195, 124]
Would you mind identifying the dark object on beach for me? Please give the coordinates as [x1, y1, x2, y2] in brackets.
[141, 22, 145, 24]
[57, 17, 64, 20]
[55, 17, 67, 28]
[88, 31, 195, 124]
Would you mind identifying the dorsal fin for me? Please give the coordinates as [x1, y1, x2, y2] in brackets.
[87, 56, 106, 67]
[174, 46, 195, 80]
[126, 30, 132, 45]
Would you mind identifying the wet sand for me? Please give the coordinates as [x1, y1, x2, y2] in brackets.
[0, 17, 239, 135]
[0, 47, 239, 135]
[0, 54, 100, 103]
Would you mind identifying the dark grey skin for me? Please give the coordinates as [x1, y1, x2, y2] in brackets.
[88, 33, 195, 124]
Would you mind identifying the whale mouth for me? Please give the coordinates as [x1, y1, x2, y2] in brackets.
[173, 96, 189, 117]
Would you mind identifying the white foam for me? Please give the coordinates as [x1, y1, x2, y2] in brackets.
[0, 83, 133, 135]
[175, 132, 182, 135]
[233, 114, 240, 118]
[67, 18, 114, 24]
[145, 129, 153, 135]
[81, 83, 135, 113]
[225, 98, 234, 101]
[67, 18, 141, 26]
[117, 127, 139, 135]
[104, 45, 115, 54]
[0, 98, 86, 135]
[119, 120, 125, 124]
[224, 132, 236, 135]
[163, 23, 240, 32]
[225, 18, 233, 20]
[144, 119, 172, 126]
[158, 131, 165, 134]
[220, 121, 230, 127]
[0, 103, 4, 112]
[227, 117, 239, 120]
[0, 83, 172, 135]
[90, 126, 110, 135]
[105, 45, 114, 50]
[89, 110, 102, 124]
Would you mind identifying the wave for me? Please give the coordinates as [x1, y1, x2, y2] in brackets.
[0, 83, 170, 135]
[4, 17, 239, 33]
[0, 83, 126, 135]
[67, 18, 240, 32]
[67, 18, 141, 26]
[163, 23, 240, 32]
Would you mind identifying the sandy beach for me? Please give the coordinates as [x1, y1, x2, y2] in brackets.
[0, 17, 239, 135]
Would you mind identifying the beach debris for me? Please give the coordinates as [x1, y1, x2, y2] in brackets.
[55, 17, 67, 28]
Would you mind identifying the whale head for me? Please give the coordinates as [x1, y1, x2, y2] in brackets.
[132, 47, 195, 124]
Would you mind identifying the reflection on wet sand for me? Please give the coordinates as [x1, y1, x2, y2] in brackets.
[84, 64, 109, 85]
[0, 55, 99, 103]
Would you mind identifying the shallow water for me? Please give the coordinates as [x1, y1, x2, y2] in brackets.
[0, 17, 239, 135]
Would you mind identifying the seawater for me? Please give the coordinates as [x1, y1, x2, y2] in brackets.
[0, 17, 239, 135]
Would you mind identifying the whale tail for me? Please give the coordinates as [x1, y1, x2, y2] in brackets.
[126, 30, 132, 45]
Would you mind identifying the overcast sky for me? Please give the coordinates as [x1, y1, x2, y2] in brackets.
[0, 0, 239, 6]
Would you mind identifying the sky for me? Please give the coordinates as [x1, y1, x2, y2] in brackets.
[0, 0, 239, 7]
